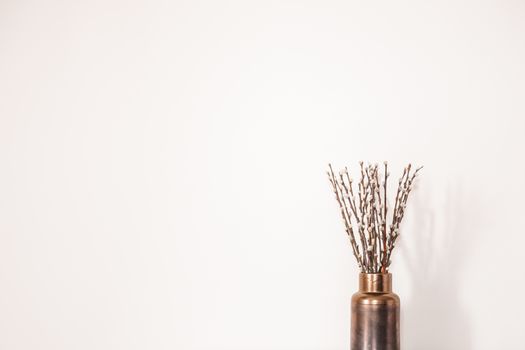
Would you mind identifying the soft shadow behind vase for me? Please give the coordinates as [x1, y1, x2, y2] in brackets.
[351, 273, 400, 350]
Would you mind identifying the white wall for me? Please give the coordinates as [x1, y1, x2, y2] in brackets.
[1, 0, 524, 349]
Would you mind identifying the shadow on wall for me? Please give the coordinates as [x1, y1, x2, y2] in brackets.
[401, 182, 482, 350]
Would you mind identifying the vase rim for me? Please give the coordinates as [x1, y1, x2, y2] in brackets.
[358, 272, 392, 293]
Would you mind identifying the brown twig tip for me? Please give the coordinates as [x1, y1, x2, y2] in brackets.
[326, 162, 422, 273]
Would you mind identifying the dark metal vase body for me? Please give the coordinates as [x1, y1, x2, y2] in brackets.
[351, 273, 400, 350]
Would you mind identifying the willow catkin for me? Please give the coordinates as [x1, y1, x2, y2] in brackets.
[327, 162, 422, 273]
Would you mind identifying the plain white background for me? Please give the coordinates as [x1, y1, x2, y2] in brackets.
[1, 0, 525, 349]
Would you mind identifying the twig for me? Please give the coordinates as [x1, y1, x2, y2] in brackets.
[327, 162, 422, 273]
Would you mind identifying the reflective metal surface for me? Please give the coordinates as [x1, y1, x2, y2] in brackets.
[351, 273, 400, 350]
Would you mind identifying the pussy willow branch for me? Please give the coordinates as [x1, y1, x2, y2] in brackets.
[327, 162, 422, 273]
[328, 164, 364, 271]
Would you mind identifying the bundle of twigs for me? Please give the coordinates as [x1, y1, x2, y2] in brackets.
[327, 162, 422, 273]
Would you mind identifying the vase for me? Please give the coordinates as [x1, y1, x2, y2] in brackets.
[351, 273, 400, 350]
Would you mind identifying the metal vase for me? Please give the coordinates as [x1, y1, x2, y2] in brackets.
[351, 273, 400, 350]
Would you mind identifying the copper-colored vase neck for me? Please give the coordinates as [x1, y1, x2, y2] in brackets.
[359, 273, 392, 293]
